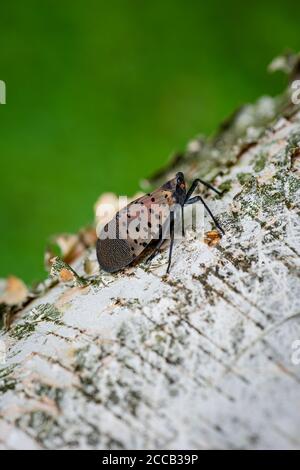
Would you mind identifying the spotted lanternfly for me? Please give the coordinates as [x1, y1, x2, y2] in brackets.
[96, 172, 224, 274]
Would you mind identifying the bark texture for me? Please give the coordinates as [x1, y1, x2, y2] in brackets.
[1, 58, 300, 449]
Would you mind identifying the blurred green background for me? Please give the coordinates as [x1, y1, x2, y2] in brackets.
[1, 0, 299, 284]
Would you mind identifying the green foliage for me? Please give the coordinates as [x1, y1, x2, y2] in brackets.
[0, 1, 300, 283]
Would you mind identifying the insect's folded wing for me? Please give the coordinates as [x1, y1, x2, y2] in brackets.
[97, 186, 174, 272]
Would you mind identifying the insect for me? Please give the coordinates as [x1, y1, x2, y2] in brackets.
[96, 172, 224, 274]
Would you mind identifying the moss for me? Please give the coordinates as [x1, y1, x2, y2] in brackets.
[254, 153, 267, 172]
[259, 172, 300, 208]
[282, 131, 300, 167]
[284, 173, 300, 195]
[260, 186, 285, 209]
[10, 303, 62, 340]
[218, 179, 232, 193]
[237, 173, 253, 185]
[234, 165, 300, 221]
[287, 132, 300, 151]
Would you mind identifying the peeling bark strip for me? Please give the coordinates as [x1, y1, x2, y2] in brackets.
[1, 55, 300, 449]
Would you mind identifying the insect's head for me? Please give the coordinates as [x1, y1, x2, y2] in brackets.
[174, 172, 186, 205]
[176, 172, 184, 185]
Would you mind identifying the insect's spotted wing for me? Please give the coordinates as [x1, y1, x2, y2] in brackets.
[121, 186, 175, 256]
[97, 177, 177, 272]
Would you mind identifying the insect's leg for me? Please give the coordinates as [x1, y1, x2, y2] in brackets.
[181, 205, 185, 237]
[145, 220, 167, 264]
[185, 178, 222, 202]
[166, 211, 175, 273]
[185, 195, 225, 234]
[146, 235, 165, 264]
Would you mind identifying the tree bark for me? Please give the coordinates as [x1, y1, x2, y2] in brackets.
[1, 56, 300, 449]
